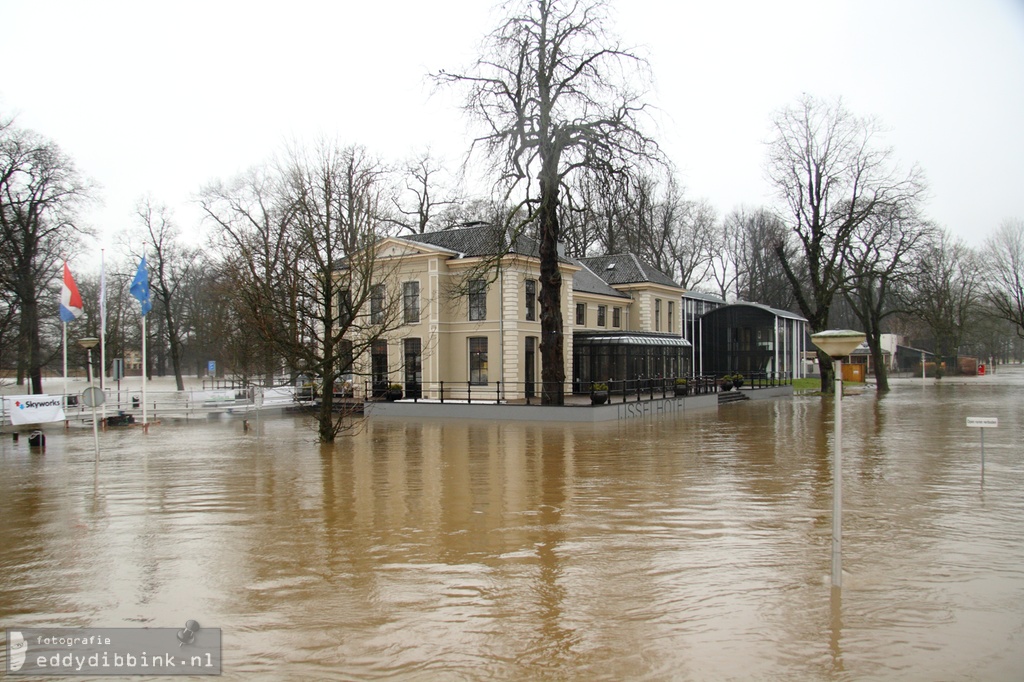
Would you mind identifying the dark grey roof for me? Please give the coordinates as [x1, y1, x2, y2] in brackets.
[404, 224, 543, 259]
[403, 227, 674, 300]
[574, 331, 691, 347]
[711, 301, 808, 322]
[579, 254, 680, 288]
[570, 258, 631, 299]
[404, 224, 628, 297]
[684, 290, 727, 303]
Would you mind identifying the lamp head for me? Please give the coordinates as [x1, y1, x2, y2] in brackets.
[77, 337, 100, 350]
[811, 330, 866, 359]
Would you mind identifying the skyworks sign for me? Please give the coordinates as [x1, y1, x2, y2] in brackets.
[3, 396, 66, 425]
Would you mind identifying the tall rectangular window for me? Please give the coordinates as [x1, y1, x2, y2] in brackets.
[469, 337, 488, 385]
[612, 307, 621, 328]
[371, 339, 388, 396]
[370, 284, 385, 324]
[337, 288, 352, 327]
[655, 299, 662, 331]
[403, 281, 420, 324]
[525, 336, 536, 398]
[597, 305, 606, 327]
[525, 279, 537, 321]
[404, 338, 422, 399]
[469, 278, 487, 321]
[576, 303, 585, 326]
[338, 339, 354, 375]
[668, 301, 675, 333]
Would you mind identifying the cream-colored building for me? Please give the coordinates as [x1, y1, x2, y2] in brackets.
[357, 224, 689, 400]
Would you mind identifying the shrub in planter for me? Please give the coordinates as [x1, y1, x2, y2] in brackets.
[590, 382, 609, 405]
[674, 378, 689, 396]
[386, 383, 404, 401]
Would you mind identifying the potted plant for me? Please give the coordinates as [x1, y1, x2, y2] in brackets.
[732, 373, 745, 389]
[590, 382, 609, 405]
[674, 378, 689, 396]
[720, 376, 733, 392]
[386, 383, 403, 401]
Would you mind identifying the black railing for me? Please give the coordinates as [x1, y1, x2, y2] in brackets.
[358, 372, 793, 408]
[308, 370, 791, 409]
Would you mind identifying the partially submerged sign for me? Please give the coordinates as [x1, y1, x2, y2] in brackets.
[968, 417, 998, 485]
[3, 396, 66, 425]
[966, 417, 998, 428]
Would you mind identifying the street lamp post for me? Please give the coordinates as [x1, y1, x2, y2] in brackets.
[77, 337, 102, 460]
[811, 329, 866, 589]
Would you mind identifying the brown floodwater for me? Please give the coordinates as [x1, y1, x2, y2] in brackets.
[2, 374, 1023, 680]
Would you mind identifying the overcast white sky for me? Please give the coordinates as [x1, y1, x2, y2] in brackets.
[3, 0, 1023, 260]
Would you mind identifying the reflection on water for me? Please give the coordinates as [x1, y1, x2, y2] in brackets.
[2, 379, 1023, 680]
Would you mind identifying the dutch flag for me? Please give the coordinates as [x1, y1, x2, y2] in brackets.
[59, 262, 84, 322]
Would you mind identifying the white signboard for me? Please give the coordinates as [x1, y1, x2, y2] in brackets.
[3, 395, 66, 425]
[966, 417, 998, 428]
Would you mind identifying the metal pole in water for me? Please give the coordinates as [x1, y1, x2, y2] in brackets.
[86, 348, 100, 460]
[832, 357, 844, 589]
[981, 428, 985, 485]
[810, 329, 865, 591]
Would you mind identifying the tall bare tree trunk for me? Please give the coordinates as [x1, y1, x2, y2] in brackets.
[538, 152, 565, 405]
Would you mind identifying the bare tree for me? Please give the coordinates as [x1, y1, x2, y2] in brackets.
[0, 116, 93, 392]
[560, 169, 626, 257]
[392, 150, 463, 235]
[904, 229, 983, 362]
[983, 217, 1024, 338]
[202, 164, 302, 384]
[206, 141, 404, 442]
[709, 214, 739, 301]
[619, 172, 695, 276]
[0, 280, 18, 375]
[87, 258, 135, 380]
[666, 195, 717, 291]
[438, 196, 525, 231]
[131, 198, 202, 391]
[843, 208, 934, 392]
[720, 207, 796, 309]
[766, 95, 926, 391]
[436, 0, 658, 405]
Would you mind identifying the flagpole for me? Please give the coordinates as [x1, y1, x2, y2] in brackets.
[130, 249, 152, 432]
[141, 247, 148, 430]
[141, 312, 148, 428]
[62, 321, 68, 410]
[99, 249, 107, 422]
[100, 249, 107, 389]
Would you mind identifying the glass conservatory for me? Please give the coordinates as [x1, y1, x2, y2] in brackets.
[572, 332, 692, 391]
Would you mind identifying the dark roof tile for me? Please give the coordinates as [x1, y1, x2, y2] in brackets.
[404, 224, 541, 258]
[579, 254, 680, 288]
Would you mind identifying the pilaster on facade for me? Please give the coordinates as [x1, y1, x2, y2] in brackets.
[637, 293, 652, 332]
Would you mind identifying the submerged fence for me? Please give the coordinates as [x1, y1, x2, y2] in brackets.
[1, 386, 300, 428]
[2, 371, 794, 427]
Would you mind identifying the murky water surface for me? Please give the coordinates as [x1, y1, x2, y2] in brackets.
[2, 374, 1023, 680]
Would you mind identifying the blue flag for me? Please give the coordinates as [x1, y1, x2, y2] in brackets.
[130, 256, 153, 316]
